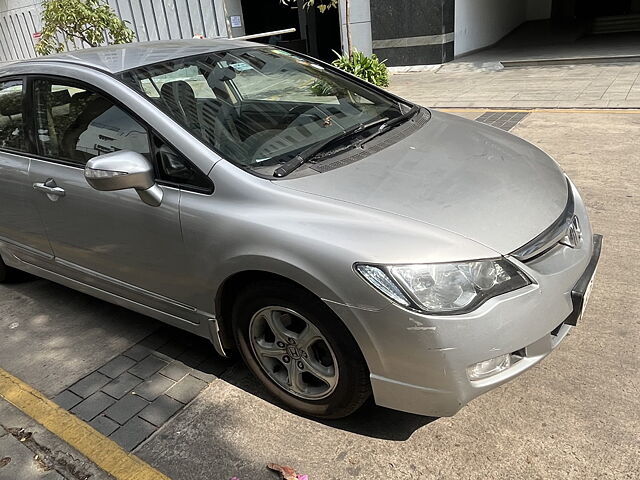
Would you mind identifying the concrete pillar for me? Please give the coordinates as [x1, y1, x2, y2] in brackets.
[339, 0, 373, 55]
[369, 0, 454, 66]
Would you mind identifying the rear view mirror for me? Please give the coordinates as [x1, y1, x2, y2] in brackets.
[84, 151, 163, 207]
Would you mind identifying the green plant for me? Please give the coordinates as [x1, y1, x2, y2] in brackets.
[302, 0, 338, 12]
[35, 0, 134, 56]
[332, 49, 389, 87]
[281, 0, 338, 13]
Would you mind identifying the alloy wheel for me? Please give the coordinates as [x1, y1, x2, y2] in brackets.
[248, 306, 339, 400]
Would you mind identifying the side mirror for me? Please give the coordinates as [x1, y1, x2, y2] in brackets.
[84, 151, 163, 207]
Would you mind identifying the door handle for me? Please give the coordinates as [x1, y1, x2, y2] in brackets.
[33, 180, 66, 198]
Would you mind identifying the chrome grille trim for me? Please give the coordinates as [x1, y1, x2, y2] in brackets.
[511, 180, 574, 261]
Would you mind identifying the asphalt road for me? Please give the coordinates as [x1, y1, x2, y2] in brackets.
[1, 111, 639, 480]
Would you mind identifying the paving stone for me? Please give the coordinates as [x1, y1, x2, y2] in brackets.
[89, 415, 119, 436]
[109, 416, 156, 452]
[53, 390, 83, 410]
[166, 375, 206, 404]
[68, 372, 112, 398]
[132, 373, 175, 402]
[122, 344, 152, 362]
[98, 355, 136, 378]
[159, 361, 191, 381]
[102, 372, 143, 399]
[71, 391, 116, 421]
[155, 341, 187, 359]
[128, 355, 168, 379]
[139, 329, 171, 350]
[138, 395, 183, 427]
[104, 393, 149, 425]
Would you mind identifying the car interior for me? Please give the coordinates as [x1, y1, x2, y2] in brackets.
[0, 85, 25, 152]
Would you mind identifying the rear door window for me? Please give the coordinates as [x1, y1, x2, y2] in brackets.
[0, 79, 26, 152]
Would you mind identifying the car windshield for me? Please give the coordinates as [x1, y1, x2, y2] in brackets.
[119, 47, 408, 176]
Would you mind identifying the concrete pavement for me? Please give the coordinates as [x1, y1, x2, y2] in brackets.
[1, 111, 639, 479]
[389, 63, 640, 109]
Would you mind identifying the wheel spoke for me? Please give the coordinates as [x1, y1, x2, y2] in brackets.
[295, 323, 323, 351]
[286, 360, 306, 394]
[303, 356, 338, 390]
[253, 339, 284, 359]
[262, 309, 290, 344]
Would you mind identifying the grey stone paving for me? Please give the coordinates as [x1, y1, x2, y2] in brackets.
[52, 326, 232, 452]
[389, 63, 640, 109]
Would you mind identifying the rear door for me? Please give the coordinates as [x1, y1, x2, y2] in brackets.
[27, 76, 197, 320]
[0, 77, 53, 264]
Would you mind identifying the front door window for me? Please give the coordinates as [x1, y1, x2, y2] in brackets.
[33, 80, 150, 164]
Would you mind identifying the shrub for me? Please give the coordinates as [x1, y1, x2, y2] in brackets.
[332, 49, 389, 87]
[36, 0, 134, 56]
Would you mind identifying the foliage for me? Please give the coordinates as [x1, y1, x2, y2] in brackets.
[303, 0, 338, 13]
[332, 49, 389, 87]
[280, 0, 338, 13]
[310, 79, 336, 97]
[35, 0, 134, 56]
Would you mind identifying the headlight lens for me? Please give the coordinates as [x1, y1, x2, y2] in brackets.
[356, 259, 530, 314]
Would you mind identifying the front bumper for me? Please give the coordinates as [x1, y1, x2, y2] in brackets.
[329, 233, 602, 417]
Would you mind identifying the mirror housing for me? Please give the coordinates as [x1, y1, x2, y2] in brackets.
[84, 151, 163, 207]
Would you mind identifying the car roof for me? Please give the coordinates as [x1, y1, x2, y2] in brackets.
[2, 38, 258, 75]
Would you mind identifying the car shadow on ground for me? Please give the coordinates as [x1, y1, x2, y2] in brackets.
[1, 277, 437, 441]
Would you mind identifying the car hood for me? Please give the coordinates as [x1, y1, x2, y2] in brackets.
[277, 110, 568, 255]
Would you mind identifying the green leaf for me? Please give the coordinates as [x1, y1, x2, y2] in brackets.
[35, 0, 134, 55]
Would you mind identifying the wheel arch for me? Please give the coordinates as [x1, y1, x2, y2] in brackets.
[215, 269, 333, 350]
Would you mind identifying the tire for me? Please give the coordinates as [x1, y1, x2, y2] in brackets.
[232, 280, 371, 419]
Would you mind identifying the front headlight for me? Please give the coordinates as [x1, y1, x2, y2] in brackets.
[355, 259, 531, 314]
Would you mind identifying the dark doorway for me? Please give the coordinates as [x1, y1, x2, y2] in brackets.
[240, 0, 341, 62]
[552, 0, 640, 32]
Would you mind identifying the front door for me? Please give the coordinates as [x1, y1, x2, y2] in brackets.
[28, 77, 194, 318]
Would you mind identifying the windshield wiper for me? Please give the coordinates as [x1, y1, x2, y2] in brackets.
[356, 104, 420, 148]
[273, 118, 388, 178]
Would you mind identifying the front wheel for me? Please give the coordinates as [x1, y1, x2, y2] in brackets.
[232, 281, 371, 419]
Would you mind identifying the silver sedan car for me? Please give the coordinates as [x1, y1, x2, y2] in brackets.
[0, 40, 601, 419]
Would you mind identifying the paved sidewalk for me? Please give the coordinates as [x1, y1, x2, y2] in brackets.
[389, 62, 640, 109]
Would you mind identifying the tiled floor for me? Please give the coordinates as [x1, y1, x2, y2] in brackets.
[390, 63, 640, 109]
[389, 24, 640, 109]
[52, 327, 233, 452]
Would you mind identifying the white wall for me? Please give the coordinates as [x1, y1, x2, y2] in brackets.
[454, 0, 551, 57]
[339, 0, 371, 55]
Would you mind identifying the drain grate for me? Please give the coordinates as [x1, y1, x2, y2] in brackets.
[475, 111, 529, 131]
[52, 326, 233, 452]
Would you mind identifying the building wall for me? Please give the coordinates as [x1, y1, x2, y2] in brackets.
[0, 0, 41, 62]
[370, 0, 454, 66]
[0, 0, 232, 64]
[454, 0, 552, 56]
